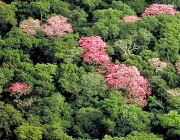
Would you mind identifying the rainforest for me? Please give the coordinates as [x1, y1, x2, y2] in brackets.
[1, 0, 180, 140]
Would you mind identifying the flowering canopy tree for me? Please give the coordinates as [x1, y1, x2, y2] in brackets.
[19, 18, 40, 36]
[79, 36, 110, 65]
[41, 15, 73, 38]
[79, 36, 152, 106]
[105, 63, 151, 106]
[142, 4, 179, 17]
[148, 58, 167, 72]
[122, 15, 140, 23]
[175, 60, 180, 75]
[4, 82, 32, 98]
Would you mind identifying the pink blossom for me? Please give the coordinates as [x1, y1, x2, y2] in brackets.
[166, 88, 180, 96]
[41, 15, 73, 38]
[79, 36, 110, 65]
[175, 60, 180, 75]
[19, 18, 40, 36]
[4, 82, 32, 98]
[148, 58, 167, 72]
[142, 4, 179, 17]
[122, 15, 140, 23]
[105, 63, 151, 106]
[78, 36, 151, 106]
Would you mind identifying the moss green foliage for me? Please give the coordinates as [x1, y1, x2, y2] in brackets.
[1, 0, 180, 140]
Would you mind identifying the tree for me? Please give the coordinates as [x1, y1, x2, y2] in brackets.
[0, 101, 23, 138]
[103, 132, 163, 140]
[105, 63, 151, 106]
[4, 27, 40, 51]
[41, 15, 73, 38]
[49, 0, 70, 17]
[30, 1, 50, 21]
[123, 0, 147, 14]
[0, 2, 17, 35]
[54, 34, 82, 64]
[148, 58, 167, 73]
[75, 73, 107, 107]
[73, 107, 103, 139]
[58, 63, 85, 96]
[26, 93, 73, 138]
[79, 36, 110, 65]
[4, 82, 32, 98]
[110, 1, 135, 17]
[14, 123, 42, 140]
[158, 110, 180, 139]
[33, 63, 57, 97]
[112, 39, 140, 60]
[122, 16, 140, 23]
[19, 17, 40, 36]
[79, 0, 102, 12]
[142, 4, 179, 16]
[92, 8, 123, 40]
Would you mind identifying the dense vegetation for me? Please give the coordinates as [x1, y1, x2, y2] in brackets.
[1, 0, 180, 139]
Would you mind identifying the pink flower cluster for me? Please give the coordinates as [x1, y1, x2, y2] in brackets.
[166, 88, 180, 96]
[41, 15, 73, 38]
[19, 15, 73, 38]
[105, 63, 151, 106]
[79, 36, 110, 65]
[122, 15, 140, 23]
[175, 60, 180, 75]
[148, 58, 167, 72]
[79, 36, 152, 106]
[19, 18, 41, 36]
[142, 4, 179, 16]
[4, 82, 32, 98]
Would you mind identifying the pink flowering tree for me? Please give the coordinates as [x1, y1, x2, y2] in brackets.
[148, 58, 167, 73]
[4, 82, 32, 99]
[79, 36, 152, 106]
[79, 36, 110, 65]
[142, 4, 179, 17]
[41, 15, 73, 38]
[19, 17, 41, 36]
[122, 15, 140, 23]
[105, 63, 151, 106]
[175, 60, 180, 75]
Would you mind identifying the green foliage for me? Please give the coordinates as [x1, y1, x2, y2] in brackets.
[33, 63, 57, 97]
[99, 91, 152, 137]
[92, 8, 123, 40]
[123, 0, 147, 14]
[136, 15, 160, 32]
[14, 123, 42, 140]
[158, 110, 180, 138]
[103, 132, 163, 140]
[58, 63, 85, 96]
[43, 123, 73, 140]
[0, 101, 23, 138]
[27, 93, 73, 130]
[30, 1, 50, 21]
[124, 54, 154, 78]
[110, 1, 135, 16]
[50, 0, 70, 17]
[1, 0, 180, 139]
[74, 107, 103, 139]
[53, 34, 81, 64]
[80, 73, 107, 96]
[115, 104, 152, 136]
[160, 63, 179, 88]
[0, 2, 17, 35]
[4, 28, 40, 50]
[154, 20, 180, 63]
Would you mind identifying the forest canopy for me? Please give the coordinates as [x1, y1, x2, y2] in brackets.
[1, 0, 180, 140]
